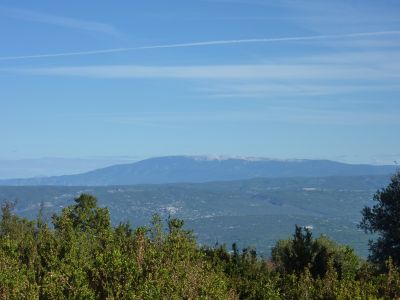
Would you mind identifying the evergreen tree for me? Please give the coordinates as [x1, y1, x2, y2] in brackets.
[271, 225, 360, 279]
[359, 171, 400, 267]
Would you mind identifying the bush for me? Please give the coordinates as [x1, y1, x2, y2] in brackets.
[0, 194, 398, 299]
[271, 225, 360, 279]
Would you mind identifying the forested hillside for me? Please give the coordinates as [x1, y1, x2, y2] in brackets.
[0, 175, 391, 257]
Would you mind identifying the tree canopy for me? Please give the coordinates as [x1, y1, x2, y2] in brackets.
[271, 225, 359, 279]
[359, 170, 400, 267]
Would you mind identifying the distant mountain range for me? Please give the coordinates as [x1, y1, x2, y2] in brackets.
[0, 156, 396, 186]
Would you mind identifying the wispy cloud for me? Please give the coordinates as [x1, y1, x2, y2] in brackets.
[6, 62, 399, 81]
[0, 5, 123, 38]
[268, 0, 400, 33]
[205, 82, 400, 98]
[107, 109, 400, 126]
[4, 48, 400, 99]
[0, 30, 399, 61]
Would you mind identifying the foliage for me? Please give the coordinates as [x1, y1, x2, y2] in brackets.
[0, 193, 399, 299]
[271, 225, 360, 279]
[0, 195, 232, 299]
[360, 170, 400, 268]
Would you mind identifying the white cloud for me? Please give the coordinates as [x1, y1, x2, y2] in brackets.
[0, 5, 123, 38]
[5, 62, 399, 81]
[4, 48, 400, 99]
[206, 82, 400, 98]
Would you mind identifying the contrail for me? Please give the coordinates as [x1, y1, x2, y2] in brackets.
[0, 48, 130, 61]
[1, 30, 399, 61]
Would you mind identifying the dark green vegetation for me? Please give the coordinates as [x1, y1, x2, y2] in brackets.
[0, 195, 232, 299]
[0, 175, 390, 257]
[360, 171, 400, 268]
[1, 192, 400, 299]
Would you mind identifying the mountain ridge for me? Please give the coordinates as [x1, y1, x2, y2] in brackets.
[0, 155, 396, 186]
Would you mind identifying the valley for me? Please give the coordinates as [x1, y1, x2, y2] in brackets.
[0, 174, 389, 257]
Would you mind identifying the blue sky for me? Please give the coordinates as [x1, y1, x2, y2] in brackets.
[1, 0, 400, 166]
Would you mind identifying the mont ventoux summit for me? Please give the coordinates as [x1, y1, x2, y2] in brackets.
[0, 155, 396, 186]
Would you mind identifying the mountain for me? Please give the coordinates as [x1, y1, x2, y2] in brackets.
[0, 155, 396, 186]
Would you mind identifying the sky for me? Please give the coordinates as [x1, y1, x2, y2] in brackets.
[1, 0, 400, 169]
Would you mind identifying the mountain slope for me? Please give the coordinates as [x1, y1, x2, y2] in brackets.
[0, 156, 396, 186]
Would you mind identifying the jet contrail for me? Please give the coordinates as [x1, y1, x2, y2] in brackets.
[1, 30, 399, 61]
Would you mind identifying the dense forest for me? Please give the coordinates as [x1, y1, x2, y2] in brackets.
[0, 172, 399, 299]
